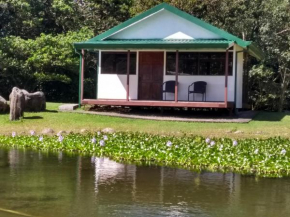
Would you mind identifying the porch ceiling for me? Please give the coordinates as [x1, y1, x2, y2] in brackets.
[74, 39, 234, 50]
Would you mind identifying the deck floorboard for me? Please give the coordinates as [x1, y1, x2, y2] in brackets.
[82, 99, 234, 108]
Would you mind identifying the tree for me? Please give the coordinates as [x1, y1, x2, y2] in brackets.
[0, 28, 93, 101]
[259, 0, 290, 112]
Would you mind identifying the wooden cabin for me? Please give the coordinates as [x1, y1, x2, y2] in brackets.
[74, 3, 263, 111]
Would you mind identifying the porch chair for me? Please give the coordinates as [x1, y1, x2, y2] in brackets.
[188, 81, 207, 101]
[162, 80, 176, 101]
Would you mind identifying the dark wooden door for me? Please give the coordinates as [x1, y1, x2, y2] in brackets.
[138, 52, 164, 100]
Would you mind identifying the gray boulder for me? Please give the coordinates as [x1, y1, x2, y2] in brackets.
[9, 87, 25, 121]
[0, 96, 9, 113]
[21, 89, 46, 111]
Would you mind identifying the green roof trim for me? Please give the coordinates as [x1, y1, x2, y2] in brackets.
[74, 3, 264, 60]
[74, 39, 233, 50]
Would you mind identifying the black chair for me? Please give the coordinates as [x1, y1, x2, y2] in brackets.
[188, 81, 207, 101]
[162, 80, 176, 101]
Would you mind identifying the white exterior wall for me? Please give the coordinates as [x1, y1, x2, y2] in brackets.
[108, 9, 222, 40]
[97, 74, 138, 100]
[163, 76, 234, 102]
[235, 45, 244, 108]
[163, 51, 235, 102]
[97, 50, 139, 100]
[97, 50, 242, 104]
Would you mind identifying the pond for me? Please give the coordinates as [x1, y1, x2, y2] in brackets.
[0, 148, 290, 217]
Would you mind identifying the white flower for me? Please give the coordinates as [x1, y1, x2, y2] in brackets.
[219, 145, 223, 151]
[12, 132, 16, 137]
[175, 145, 179, 148]
[210, 141, 215, 146]
[281, 149, 286, 155]
[58, 135, 63, 142]
[254, 149, 259, 154]
[103, 135, 108, 140]
[91, 137, 96, 144]
[205, 138, 211, 143]
[233, 140, 238, 146]
[39, 136, 43, 142]
[97, 131, 101, 136]
[100, 140, 105, 147]
[30, 130, 35, 136]
[166, 141, 172, 147]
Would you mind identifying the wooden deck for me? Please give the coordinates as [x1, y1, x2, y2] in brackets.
[82, 99, 234, 109]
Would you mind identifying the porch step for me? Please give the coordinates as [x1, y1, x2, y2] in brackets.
[59, 104, 79, 111]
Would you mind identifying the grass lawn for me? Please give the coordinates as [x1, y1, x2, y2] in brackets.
[0, 102, 290, 138]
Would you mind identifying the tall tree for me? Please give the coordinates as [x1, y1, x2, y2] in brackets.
[259, 0, 290, 111]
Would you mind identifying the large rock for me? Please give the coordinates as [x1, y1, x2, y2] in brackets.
[0, 96, 9, 113]
[9, 87, 25, 121]
[21, 89, 46, 111]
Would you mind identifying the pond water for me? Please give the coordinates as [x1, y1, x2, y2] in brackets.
[1, 148, 290, 217]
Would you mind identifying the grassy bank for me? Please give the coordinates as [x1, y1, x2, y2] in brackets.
[0, 132, 289, 177]
[0, 103, 290, 138]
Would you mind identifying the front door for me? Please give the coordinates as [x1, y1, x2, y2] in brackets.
[138, 52, 164, 100]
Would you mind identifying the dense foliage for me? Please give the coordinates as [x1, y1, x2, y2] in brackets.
[1, 132, 290, 177]
[0, 0, 289, 109]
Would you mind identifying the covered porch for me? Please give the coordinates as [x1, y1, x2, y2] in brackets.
[82, 99, 234, 109]
[77, 40, 237, 110]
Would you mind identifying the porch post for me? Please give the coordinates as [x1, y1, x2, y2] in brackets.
[224, 49, 229, 105]
[126, 50, 130, 101]
[175, 50, 179, 102]
[81, 49, 85, 102]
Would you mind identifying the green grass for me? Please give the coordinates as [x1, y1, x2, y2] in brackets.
[1, 102, 290, 138]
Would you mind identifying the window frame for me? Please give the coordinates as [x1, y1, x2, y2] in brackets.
[165, 51, 233, 76]
[100, 51, 137, 75]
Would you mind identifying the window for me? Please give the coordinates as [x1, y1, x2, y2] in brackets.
[166, 52, 233, 76]
[101, 52, 136, 74]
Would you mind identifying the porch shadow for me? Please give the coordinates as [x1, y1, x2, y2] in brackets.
[80, 106, 257, 123]
[23, 116, 43, 120]
[44, 109, 58, 113]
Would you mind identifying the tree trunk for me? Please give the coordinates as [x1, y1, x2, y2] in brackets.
[278, 70, 289, 112]
[9, 87, 25, 121]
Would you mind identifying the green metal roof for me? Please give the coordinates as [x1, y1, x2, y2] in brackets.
[74, 3, 264, 60]
[74, 39, 234, 50]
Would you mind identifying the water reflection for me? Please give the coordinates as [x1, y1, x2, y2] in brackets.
[0, 148, 290, 217]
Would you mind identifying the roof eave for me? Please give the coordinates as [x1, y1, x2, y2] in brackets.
[247, 43, 264, 60]
[74, 43, 231, 50]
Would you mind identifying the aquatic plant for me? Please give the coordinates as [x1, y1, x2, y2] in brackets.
[233, 140, 238, 146]
[0, 132, 290, 177]
[100, 140, 105, 147]
[166, 141, 172, 147]
[91, 137, 96, 144]
[58, 135, 63, 142]
[11, 132, 16, 138]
